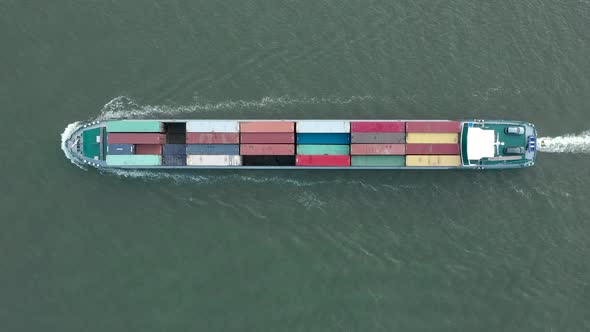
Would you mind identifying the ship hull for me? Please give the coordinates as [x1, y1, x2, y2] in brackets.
[64, 119, 537, 170]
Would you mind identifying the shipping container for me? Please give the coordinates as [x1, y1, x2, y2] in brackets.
[106, 155, 161, 166]
[240, 132, 295, 144]
[135, 144, 162, 155]
[107, 133, 166, 144]
[106, 143, 134, 155]
[186, 155, 242, 166]
[186, 120, 239, 133]
[351, 156, 405, 167]
[406, 121, 461, 133]
[163, 144, 187, 155]
[296, 144, 350, 155]
[240, 144, 295, 155]
[350, 121, 405, 133]
[405, 155, 461, 167]
[405, 143, 460, 155]
[242, 155, 296, 166]
[405, 133, 459, 144]
[296, 133, 351, 145]
[296, 155, 351, 166]
[162, 154, 187, 166]
[239, 121, 294, 133]
[186, 144, 240, 155]
[296, 120, 350, 133]
[185, 132, 239, 144]
[350, 144, 405, 155]
[105, 121, 163, 133]
[350, 132, 406, 144]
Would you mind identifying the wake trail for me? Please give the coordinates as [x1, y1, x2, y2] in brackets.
[95, 95, 383, 121]
[538, 131, 590, 154]
[99, 168, 416, 191]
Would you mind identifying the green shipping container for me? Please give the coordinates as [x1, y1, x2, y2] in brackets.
[297, 144, 350, 155]
[351, 156, 405, 167]
[106, 121, 163, 133]
[106, 155, 162, 166]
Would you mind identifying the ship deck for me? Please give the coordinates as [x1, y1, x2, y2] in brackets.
[461, 122, 533, 166]
[65, 119, 536, 170]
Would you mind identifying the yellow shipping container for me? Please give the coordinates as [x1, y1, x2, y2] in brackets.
[406, 133, 459, 144]
[406, 155, 462, 167]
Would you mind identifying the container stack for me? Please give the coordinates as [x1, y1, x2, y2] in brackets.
[295, 121, 351, 166]
[240, 122, 296, 166]
[105, 121, 164, 166]
[405, 121, 462, 167]
[186, 120, 241, 166]
[349, 121, 406, 167]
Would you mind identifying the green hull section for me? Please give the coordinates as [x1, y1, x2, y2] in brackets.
[82, 128, 102, 159]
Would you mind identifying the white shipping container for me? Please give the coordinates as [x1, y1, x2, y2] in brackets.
[296, 120, 350, 133]
[186, 120, 240, 133]
[186, 155, 242, 166]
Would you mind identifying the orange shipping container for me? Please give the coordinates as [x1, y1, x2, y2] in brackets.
[135, 144, 162, 155]
[240, 121, 294, 133]
[350, 144, 405, 155]
[185, 133, 239, 144]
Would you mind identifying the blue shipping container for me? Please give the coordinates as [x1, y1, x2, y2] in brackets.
[162, 154, 187, 166]
[107, 143, 134, 155]
[186, 144, 240, 155]
[163, 144, 187, 155]
[296, 133, 351, 145]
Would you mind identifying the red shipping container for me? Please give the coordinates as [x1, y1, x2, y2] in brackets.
[405, 144, 460, 155]
[240, 122, 294, 133]
[240, 144, 295, 155]
[296, 155, 351, 166]
[350, 144, 405, 155]
[135, 144, 163, 155]
[240, 133, 295, 144]
[107, 133, 166, 144]
[406, 121, 461, 133]
[350, 121, 405, 133]
[186, 132, 239, 144]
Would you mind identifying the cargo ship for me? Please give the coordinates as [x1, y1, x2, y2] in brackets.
[63, 119, 537, 169]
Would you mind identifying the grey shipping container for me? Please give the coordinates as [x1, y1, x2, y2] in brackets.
[162, 154, 187, 166]
[163, 144, 187, 155]
[107, 143, 134, 155]
[186, 144, 240, 155]
[350, 132, 406, 144]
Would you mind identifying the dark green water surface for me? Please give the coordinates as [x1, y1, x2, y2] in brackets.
[1, 1, 590, 331]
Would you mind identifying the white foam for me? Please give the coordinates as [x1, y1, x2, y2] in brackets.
[538, 131, 590, 153]
[60, 121, 88, 170]
[94, 95, 383, 121]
